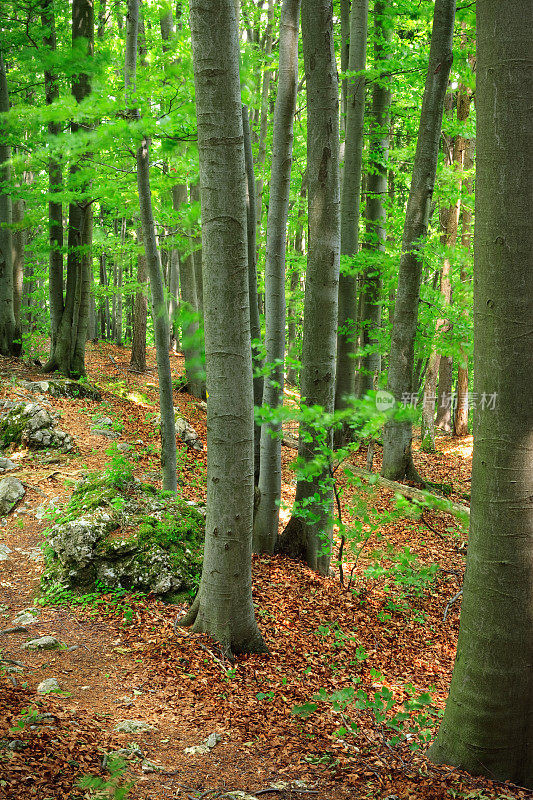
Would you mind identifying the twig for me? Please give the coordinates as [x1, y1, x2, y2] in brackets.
[443, 589, 463, 622]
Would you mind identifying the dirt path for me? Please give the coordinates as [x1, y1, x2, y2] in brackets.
[1, 344, 524, 800]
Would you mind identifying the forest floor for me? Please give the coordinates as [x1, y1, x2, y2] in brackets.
[0, 341, 530, 800]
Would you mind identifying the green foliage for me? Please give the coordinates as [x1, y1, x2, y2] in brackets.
[292, 674, 440, 752]
[75, 755, 134, 800]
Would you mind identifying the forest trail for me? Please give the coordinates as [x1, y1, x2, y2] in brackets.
[0, 343, 526, 800]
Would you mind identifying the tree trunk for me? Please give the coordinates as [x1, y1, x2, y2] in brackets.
[428, 1, 533, 783]
[359, 0, 392, 397]
[286, 181, 306, 387]
[276, 0, 340, 576]
[255, 0, 274, 243]
[436, 354, 453, 431]
[42, 0, 64, 353]
[242, 105, 263, 482]
[173, 184, 204, 398]
[180, 0, 267, 657]
[0, 49, 18, 356]
[190, 183, 203, 314]
[254, 0, 301, 554]
[45, 0, 94, 377]
[114, 218, 125, 346]
[335, 0, 368, 437]
[454, 137, 474, 436]
[126, 0, 177, 492]
[381, 0, 455, 481]
[129, 223, 148, 372]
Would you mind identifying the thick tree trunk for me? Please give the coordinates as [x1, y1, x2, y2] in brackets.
[276, 0, 340, 576]
[359, 0, 392, 397]
[335, 0, 368, 437]
[129, 224, 148, 372]
[254, 0, 301, 554]
[428, 1, 533, 783]
[0, 50, 18, 356]
[180, 0, 267, 656]
[45, 0, 94, 377]
[381, 0, 455, 481]
[126, 0, 177, 492]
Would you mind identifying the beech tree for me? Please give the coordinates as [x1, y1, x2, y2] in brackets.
[276, 0, 340, 576]
[428, 0, 533, 783]
[381, 0, 456, 482]
[44, 0, 93, 377]
[254, 0, 301, 554]
[125, 0, 177, 492]
[335, 0, 368, 436]
[180, 0, 266, 656]
[0, 48, 18, 356]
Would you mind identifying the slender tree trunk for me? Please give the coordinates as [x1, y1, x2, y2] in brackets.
[381, 0, 456, 481]
[276, 0, 340, 576]
[428, 1, 533, 783]
[436, 354, 453, 430]
[254, 0, 301, 554]
[168, 247, 180, 352]
[242, 105, 263, 482]
[359, 0, 392, 396]
[190, 183, 203, 315]
[125, 0, 177, 492]
[181, 0, 267, 657]
[129, 223, 148, 372]
[454, 137, 474, 436]
[286, 181, 306, 387]
[335, 0, 369, 437]
[173, 184, 204, 398]
[0, 50, 18, 356]
[114, 218, 125, 346]
[44, 0, 94, 377]
[12, 196, 24, 338]
[255, 0, 274, 241]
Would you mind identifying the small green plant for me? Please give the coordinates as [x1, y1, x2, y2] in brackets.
[75, 755, 134, 799]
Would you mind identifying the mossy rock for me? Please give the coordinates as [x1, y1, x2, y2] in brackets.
[23, 379, 101, 401]
[42, 474, 204, 598]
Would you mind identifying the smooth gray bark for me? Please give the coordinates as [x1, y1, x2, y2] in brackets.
[172, 184, 204, 398]
[335, 0, 369, 430]
[0, 49, 17, 356]
[381, 0, 456, 481]
[126, 0, 177, 492]
[254, 0, 301, 554]
[277, 0, 340, 576]
[242, 105, 263, 482]
[44, 0, 93, 377]
[359, 0, 392, 397]
[454, 136, 474, 436]
[190, 183, 203, 314]
[129, 223, 148, 372]
[428, 1, 533, 783]
[180, 0, 266, 656]
[436, 354, 453, 431]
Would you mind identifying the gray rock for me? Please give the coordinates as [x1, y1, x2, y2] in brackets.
[21, 636, 63, 651]
[37, 677, 61, 694]
[184, 732, 222, 755]
[116, 443, 132, 452]
[91, 428, 121, 439]
[154, 409, 203, 450]
[0, 457, 15, 472]
[11, 611, 39, 627]
[7, 740, 27, 751]
[47, 512, 118, 571]
[0, 402, 74, 452]
[0, 477, 25, 515]
[93, 417, 113, 427]
[115, 720, 154, 734]
[0, 544, 12, 561]
[23, 379, 101, 401]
